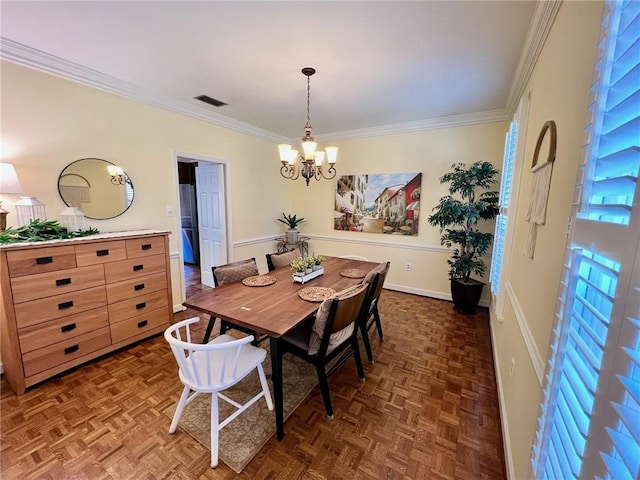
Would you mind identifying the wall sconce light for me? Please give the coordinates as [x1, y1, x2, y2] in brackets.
[107, 165, 127, 185]
[0, 162, 25, 230]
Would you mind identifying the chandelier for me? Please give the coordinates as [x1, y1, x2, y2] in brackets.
[278, 67, 338, 186]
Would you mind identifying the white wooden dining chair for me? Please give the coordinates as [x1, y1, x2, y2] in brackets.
[338, 255, 370, 261]
[164, 317, 273, 468]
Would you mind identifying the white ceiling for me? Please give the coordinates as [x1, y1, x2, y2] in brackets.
[0, 1, 539, 141]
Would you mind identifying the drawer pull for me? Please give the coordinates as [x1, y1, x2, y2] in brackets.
[56, 277, 72, 286]
[36, 256, 53, 265]
[137, 320, 148, 328]
[61, 323, 77, 333]
[136, 302, 146, 310]
[64, 345, 79, 355]
[133, 264, 144, 272]
[141, 244, 152, 250]
[134, 283, 145, 291]
[58, 300, 74, 310]
[96, 249, 109, 257]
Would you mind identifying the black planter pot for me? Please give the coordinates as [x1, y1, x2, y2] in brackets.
[450, 278, 485, 314]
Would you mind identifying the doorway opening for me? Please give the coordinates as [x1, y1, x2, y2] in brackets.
[176, 155, 228, 288]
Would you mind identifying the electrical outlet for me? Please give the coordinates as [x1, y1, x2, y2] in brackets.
[166, 206, 175, 217]
[405, 262, 412, 271]
[509, 357, 516, 379]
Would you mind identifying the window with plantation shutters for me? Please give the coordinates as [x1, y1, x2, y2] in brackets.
[490, 120, 517, 295]
[532, 1, 640, 479]
[491, 96, 529, 316]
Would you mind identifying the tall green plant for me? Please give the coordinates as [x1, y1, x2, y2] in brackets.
[427, 161, 499, 283]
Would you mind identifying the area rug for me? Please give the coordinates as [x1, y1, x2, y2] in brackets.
[164, 351, 317, 473]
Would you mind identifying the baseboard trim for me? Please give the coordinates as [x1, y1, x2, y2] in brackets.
[383, 283, 490, 307]
[489, 306, 516, 480]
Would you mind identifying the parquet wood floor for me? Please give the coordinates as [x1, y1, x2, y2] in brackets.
[1, 265, 506, 479]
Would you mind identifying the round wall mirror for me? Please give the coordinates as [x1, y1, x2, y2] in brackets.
[58, 158, 134, 219]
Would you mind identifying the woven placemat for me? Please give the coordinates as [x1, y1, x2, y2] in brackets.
[298, 286, 336, 302]
[339, 269, 368, 279]
[242, 275, 277, 287]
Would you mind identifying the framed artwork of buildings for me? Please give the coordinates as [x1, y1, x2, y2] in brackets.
[334, 172, 421, 235]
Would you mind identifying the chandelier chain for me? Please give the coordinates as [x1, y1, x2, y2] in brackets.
[305, 74, 312, 130]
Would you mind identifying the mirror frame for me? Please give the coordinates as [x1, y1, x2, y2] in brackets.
[58, 158, 134, 220]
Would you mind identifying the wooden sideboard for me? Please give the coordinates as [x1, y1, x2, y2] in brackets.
[0, 230, 173, 394]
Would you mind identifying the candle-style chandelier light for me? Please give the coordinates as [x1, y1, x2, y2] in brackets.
[278, 67, 338, 186]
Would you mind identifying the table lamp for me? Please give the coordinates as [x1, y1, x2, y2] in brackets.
[0, 162, 24, 230]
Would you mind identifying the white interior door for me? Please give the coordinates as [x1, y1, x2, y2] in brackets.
[196, 163, 227, 287]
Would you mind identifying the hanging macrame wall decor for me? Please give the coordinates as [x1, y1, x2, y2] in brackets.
[523, 120, 557, 258]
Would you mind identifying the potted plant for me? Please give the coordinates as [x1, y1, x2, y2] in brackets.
[290, 257, 306, 275]
[312, 254, 324, 271]
[427, 161, 499, 313]
[277, 212, 306, 244]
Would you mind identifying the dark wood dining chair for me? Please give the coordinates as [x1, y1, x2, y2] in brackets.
[265, 249, 300, 272]
[274, 282, 370, 420]
[202, 258, 263, 344]
[359, 261, 390, 364]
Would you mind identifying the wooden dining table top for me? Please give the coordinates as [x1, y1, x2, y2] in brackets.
[183, 256, 379, 338]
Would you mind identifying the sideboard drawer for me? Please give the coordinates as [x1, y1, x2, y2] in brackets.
[104, 254, 166, 283]
[18, 307, 109, 353]
[110, 308, 168, 344]
[6, 246, 76, 277]
[76, 240, 127, 266]
[108, 289, 168, 322]
[14, 286, 107, 329]
[11, 265, 105, 303]
[22, 327, 111, 377]
[126, 236, 165, 258]
[106, 272, 167, 304]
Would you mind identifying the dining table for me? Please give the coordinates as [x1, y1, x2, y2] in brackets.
[182, 255, 379, 440]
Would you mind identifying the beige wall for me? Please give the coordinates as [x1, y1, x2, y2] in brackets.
[289, 122, 509, 301]
[0, 60, 289, 308]
[2, 58, 510, 306]
[490, 2, 604, 478]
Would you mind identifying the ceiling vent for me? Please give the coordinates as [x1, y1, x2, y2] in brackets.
[194, 95, 227, 107]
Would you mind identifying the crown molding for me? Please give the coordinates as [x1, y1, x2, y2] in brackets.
[317, 109, 510, 142]
[0, 37, 289, 144]
[505, 0, 562, 115]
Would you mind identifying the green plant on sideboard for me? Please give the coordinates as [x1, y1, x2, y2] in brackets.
[0, 219, 100, 244]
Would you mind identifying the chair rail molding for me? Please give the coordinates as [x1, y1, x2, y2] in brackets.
[506, 281, 545, 384]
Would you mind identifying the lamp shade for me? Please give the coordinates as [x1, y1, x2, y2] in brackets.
[0, 163, 24, 194]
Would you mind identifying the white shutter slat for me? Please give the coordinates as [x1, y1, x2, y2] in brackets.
[600, 452, 634, 480]
[605, 426, 639, 477]
[602, 87, 640, 132]
[610, 403, 640, 449]
[616, 374, 640, 405]
[623, 346, 640, 368]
